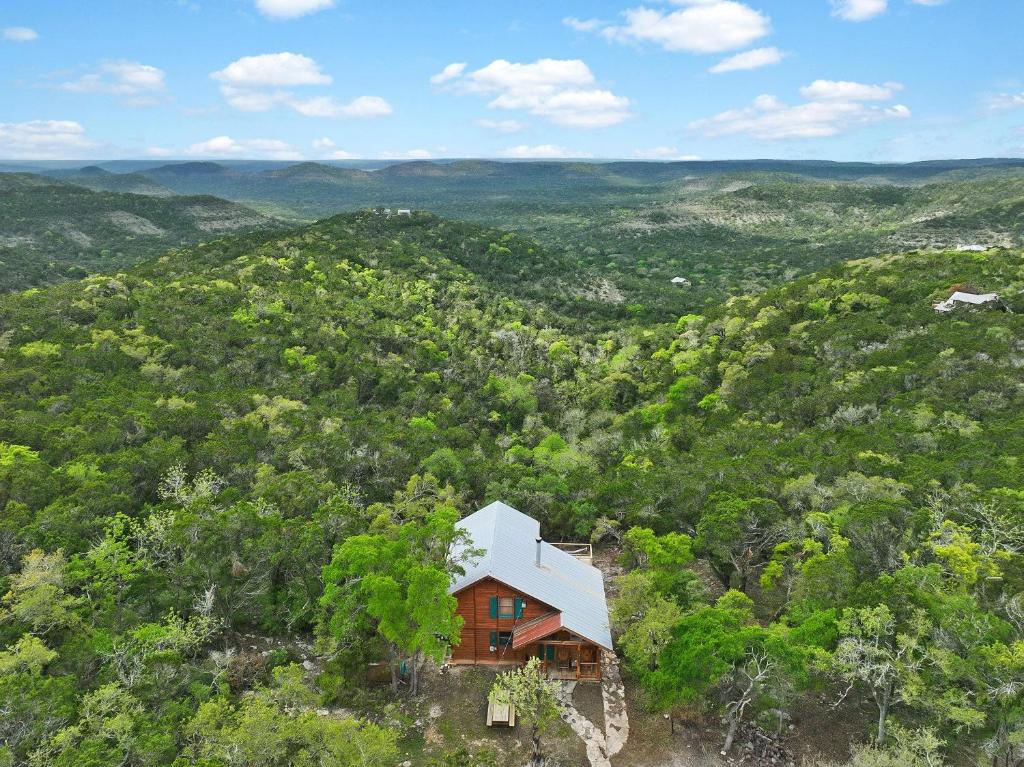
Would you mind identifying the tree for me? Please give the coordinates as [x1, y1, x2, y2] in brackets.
[829, 605, 930, 746]
[645, 591, 809, 754]
[610, 570, 684, 673]
[320, 475, 476, 695]
[489, 657, 562, 766]
[179, 664, 398, 767]
[695, 494, 787, 592]
[1, 549, 82, 635]
[620, 526, 698, 604]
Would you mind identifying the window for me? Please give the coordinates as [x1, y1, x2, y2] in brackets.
[489, 596, 524, 619]
[489, 631, 513, 650]
[498, 597, 515, 618]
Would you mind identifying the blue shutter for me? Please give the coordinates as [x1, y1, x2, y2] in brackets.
[514, 598, 524, 619]
[489, 597, 498, 619]
[489, 631, 497, 649]
[537, 644, 545, 659]
[546, 645, 556, 661]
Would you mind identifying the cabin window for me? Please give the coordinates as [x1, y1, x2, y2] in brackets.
[489, 631, 513, 650]
[489, 596, 526, 619]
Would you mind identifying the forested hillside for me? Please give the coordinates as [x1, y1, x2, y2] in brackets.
[0, 174, 281, 291]
[48, 160, 1024, 322]
[0, 210, 1022, 764]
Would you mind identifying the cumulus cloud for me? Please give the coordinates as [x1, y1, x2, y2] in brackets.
[430, 63, 466, 85]
[691, 80, 910, 140]
[500, 144, 593, 159]
[3, 26, 38, 42]
[441, 58, 631, 129]
[211, 53, 390, 119]
[58, 61, 166, 105]
[0, 120, 97, 159]
[184, 135, 302, 160]
[476, 118, 527, 133]
[212, 52, 331, 88]
[290, 95, 392, 118]
[593, 1, 771, 54]
[799, 79, 902, 101]
[709, 46, 784, 74]
[255, 0, 334, 19]
[831, 0, 887, 21]
[633, 146, 701, 160]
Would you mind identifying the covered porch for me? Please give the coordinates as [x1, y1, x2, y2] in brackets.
[511, 612, 603, 681]
[534, 639, 601, 681]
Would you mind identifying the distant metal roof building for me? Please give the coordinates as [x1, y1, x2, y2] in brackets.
[934, 290, 1000, 313]
[449, 501, 613, 650]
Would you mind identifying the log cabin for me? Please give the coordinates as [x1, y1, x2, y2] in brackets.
[448, 501, 613, 681]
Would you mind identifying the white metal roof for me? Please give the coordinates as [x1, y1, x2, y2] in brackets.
[449, 501, 613, 650]
[934, 291, 999, 312]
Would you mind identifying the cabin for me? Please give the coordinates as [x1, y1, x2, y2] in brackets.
[448, 501, 612, 681]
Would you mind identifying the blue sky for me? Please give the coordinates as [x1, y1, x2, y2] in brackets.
[1, 0, 1022, 161]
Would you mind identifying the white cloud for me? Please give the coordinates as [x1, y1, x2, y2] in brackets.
[709, 46, 784, 74]
[500, 144, 593, 159]
[445, 58, 632, 129]
[289, 95, 392, 118]
[2, 26, 38, 42]
[212, 52, 331, 88]
[799, 79, 902, 101]
[211, 53, 389, 119]
[633, 146, 701, 160]
[476, 118, 527, 133]
[691, 81, 910, 140]
[145, 146, 174, 157]
[184, 135, 302, 160]
[0, 120, 97, 159]
[563, 17, 606, 32]
[59, 61, 166, 105]
[255, 0, 334, 19]
[600, 1, 771, 54]
[831, 0, 887, 21]
[987, 92, 1024, 111]
[430, 62, 466, 85]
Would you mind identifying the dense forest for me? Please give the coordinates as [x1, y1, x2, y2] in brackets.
[0, 202, 1022, 765]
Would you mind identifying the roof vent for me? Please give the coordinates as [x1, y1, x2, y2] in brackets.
[535, 536, 542, 567]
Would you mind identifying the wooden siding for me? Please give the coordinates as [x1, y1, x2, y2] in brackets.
[450, 577, 558, 665]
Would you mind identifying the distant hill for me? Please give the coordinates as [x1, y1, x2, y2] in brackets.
[43, 166, 175, 197]
[0, 173, 283, 291]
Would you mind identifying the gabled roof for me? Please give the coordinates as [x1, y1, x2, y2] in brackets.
[450, 501, 612, 650]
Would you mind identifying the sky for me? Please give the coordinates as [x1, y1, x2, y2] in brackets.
[1, 0, 1022, 162]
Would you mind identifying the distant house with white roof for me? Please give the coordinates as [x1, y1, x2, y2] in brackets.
[933, 289, 1000, 313]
